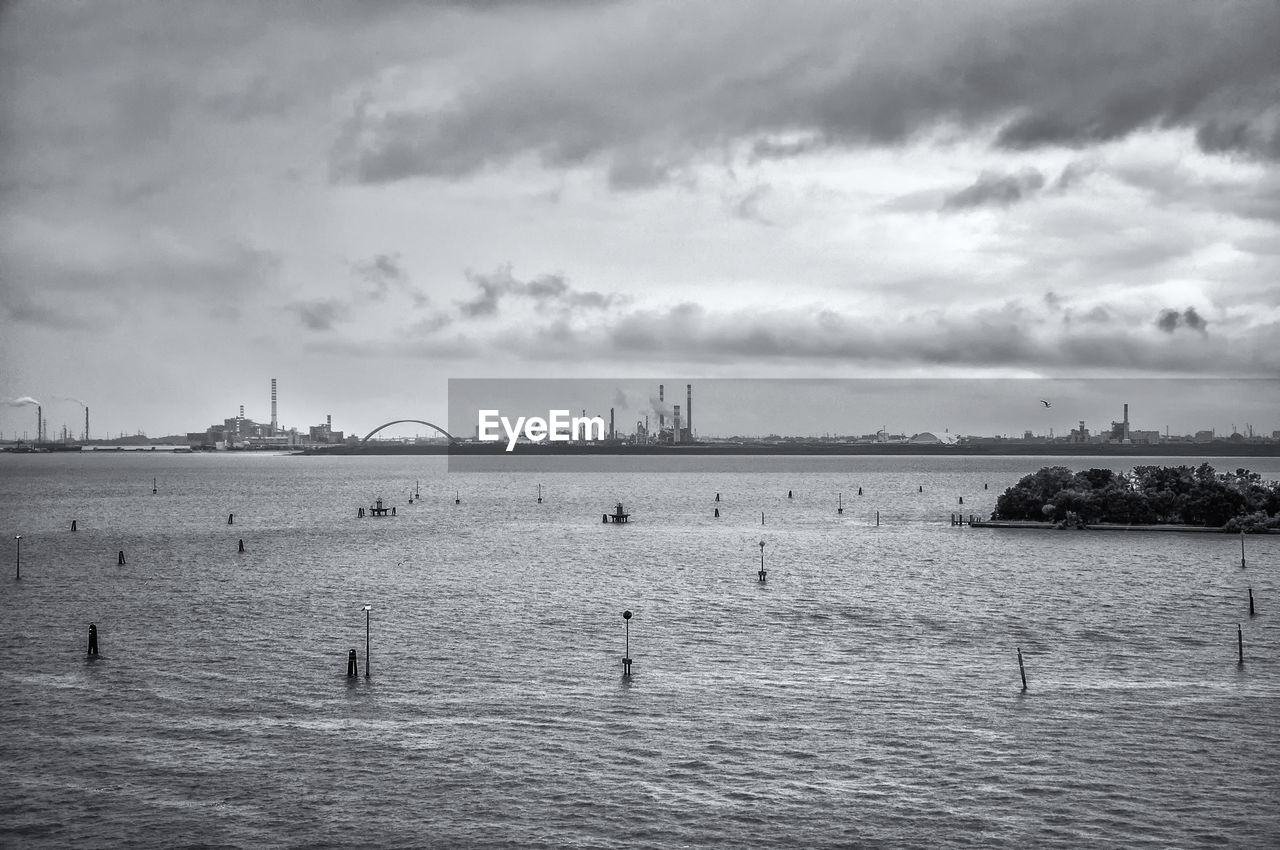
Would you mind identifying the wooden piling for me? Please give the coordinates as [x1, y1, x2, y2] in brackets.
[227, 513, 234, 525]
[88, 623, 98, 656]
[1017, 647, 1027, 691]
[347, 648, 358, 677]
[71, 520, 77, 532]
[1238, 624, 1244, 664]
[238, 538, 245, 553]
[117, 550, 125, 565]
[1248, 587, 1255, 616]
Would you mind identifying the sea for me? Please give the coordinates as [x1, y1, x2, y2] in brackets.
[1, 452, 1278, 849]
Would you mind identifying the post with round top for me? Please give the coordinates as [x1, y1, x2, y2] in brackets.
[363, 605, 372, 678]
[758, 540, 767, 583]
[622, 610, 632, 678]
[13, 535, 21, 580]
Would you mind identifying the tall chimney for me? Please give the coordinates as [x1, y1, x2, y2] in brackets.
[36, 405, 42, 443]
[271, 378, 278, 436]
[1123, 403, 1129, 442]
[673, 404, 682, 443]
[659, 384, 665, 431]
[85, 407, 90, 442]
[686, 383, 692, 439]
[610, 407, 615, 440]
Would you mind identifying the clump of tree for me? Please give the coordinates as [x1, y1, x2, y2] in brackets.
[993, 463, 1280, 530]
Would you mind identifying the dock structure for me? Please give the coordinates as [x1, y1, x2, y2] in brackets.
[603, 502, 631, 524]
[367, 497, 394, 517]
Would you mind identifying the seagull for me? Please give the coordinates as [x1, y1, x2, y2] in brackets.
[1040, 399, 1052, 408]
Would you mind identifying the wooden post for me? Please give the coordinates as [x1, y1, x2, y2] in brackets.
[622, 610, 632, 678]
[1249, 587, 1255, 617]
[1017, 647, 1027, 691]
[1238, 624, 1244, 665]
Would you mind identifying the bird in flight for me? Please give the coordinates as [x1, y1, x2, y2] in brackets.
[1040, 399, 1052, 408]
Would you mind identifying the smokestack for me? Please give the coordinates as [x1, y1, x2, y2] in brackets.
[610, 407, 615, 440]
[1123, 403, 1129, 442]
[659, 384, 665, 430]
[271, 378, 278, 436]
[37, 405, 42, 443]
[673, 404, 681, 444]
[85, 407, 90, 442]
[686, 383, 692, 439]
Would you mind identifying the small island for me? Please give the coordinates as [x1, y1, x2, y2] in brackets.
[988, 463, 1280, 532]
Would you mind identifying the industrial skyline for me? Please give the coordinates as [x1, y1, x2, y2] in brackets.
[3, 376, 1280, 448]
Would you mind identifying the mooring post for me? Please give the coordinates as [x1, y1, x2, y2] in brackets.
[919, 486, 923, 493]
[1249, 587, 1255, 616]
[857, 486, 863, 496]
[71, 520, 77, 532]
[13, 535, 20, 580]
[758, 540, 767, 583]
[1238, 624, 1244, 665]
[876, 511, 880, 527]
[363, 605, 372, 678]
[788, 490, 793, 499]
[1017, 647, 1027, 691]
[358, 507, 365, 518]
[238, 538, 245, 553]
[838, 493, 843, 515]
[959, 496, 964, 504]
[455, 491, 460, 505]
[117, 550, 125, 565]
[714, 507, 720, 518]
[622, 610, 632, 678]
[347, 648, 358, 677]
[227, 513, 234, 525]
[715, 492, 720, 502]
[538, 483, 543, 504]
[1240, 531, 1246, 569]
[88, 623, 98, 656]
[152, 477, 157, 495]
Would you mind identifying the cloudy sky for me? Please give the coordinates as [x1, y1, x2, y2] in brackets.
[2, 0, 1278, 440]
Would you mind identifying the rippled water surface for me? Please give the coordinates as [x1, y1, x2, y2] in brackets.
[2, 453, 1278, 848]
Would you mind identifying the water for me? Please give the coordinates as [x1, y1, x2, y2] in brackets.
[2, 453, 1278, 848]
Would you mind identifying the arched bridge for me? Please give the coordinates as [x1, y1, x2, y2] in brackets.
[361, 420, 458, 444]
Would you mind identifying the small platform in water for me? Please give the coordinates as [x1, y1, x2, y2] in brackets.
[604, 502, 630, 523]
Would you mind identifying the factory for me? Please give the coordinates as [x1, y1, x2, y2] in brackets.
[633, 382, 696, 445]
[186, 378, 344, 450]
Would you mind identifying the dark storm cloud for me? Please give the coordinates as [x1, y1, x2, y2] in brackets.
[330, 0, 1280, 187]
[457, 266, 622, 317]
[1156, 307, 1209, 334]
[942, 168, 1046, 211]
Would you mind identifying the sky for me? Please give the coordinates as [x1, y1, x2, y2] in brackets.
[2, 0, 1278, 441]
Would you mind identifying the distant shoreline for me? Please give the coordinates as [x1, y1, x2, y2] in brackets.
[299, 441, 1280, 457]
